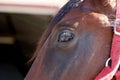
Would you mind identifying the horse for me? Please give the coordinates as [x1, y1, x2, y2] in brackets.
[24, 0, 117, 80]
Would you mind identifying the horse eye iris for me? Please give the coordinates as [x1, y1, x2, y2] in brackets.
[58, 30, 74, 42]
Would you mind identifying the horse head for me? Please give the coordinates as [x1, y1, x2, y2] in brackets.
[25, 0, 116, 80]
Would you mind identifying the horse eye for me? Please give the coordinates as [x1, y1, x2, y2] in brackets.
[58, 30, 74, 42]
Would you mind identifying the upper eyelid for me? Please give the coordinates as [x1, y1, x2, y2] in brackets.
[57, 21, 79, 30]
[57, 23, 72, 28]
[57, 20, 74, 27]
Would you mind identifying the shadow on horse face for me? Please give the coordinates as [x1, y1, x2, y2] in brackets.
[25, 0, 115, 80]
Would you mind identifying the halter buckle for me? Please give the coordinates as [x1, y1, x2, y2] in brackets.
[105, 58, 111, 67]
[114, 19, 120, 36]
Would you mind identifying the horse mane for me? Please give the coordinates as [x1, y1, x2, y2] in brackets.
[28, 0, 84, 62]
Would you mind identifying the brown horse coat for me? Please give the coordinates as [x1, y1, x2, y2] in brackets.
[25, 0, 116, 80]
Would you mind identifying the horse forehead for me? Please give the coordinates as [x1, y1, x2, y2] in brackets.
[62, 9, 86, 19]
[59, 9, 109, 27]
[63, 8, 107, 19]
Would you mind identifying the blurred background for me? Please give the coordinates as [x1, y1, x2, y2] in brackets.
[0, 0, 68, 80]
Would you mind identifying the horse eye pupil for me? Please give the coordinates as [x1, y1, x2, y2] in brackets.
[58, 31, 74, 42]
